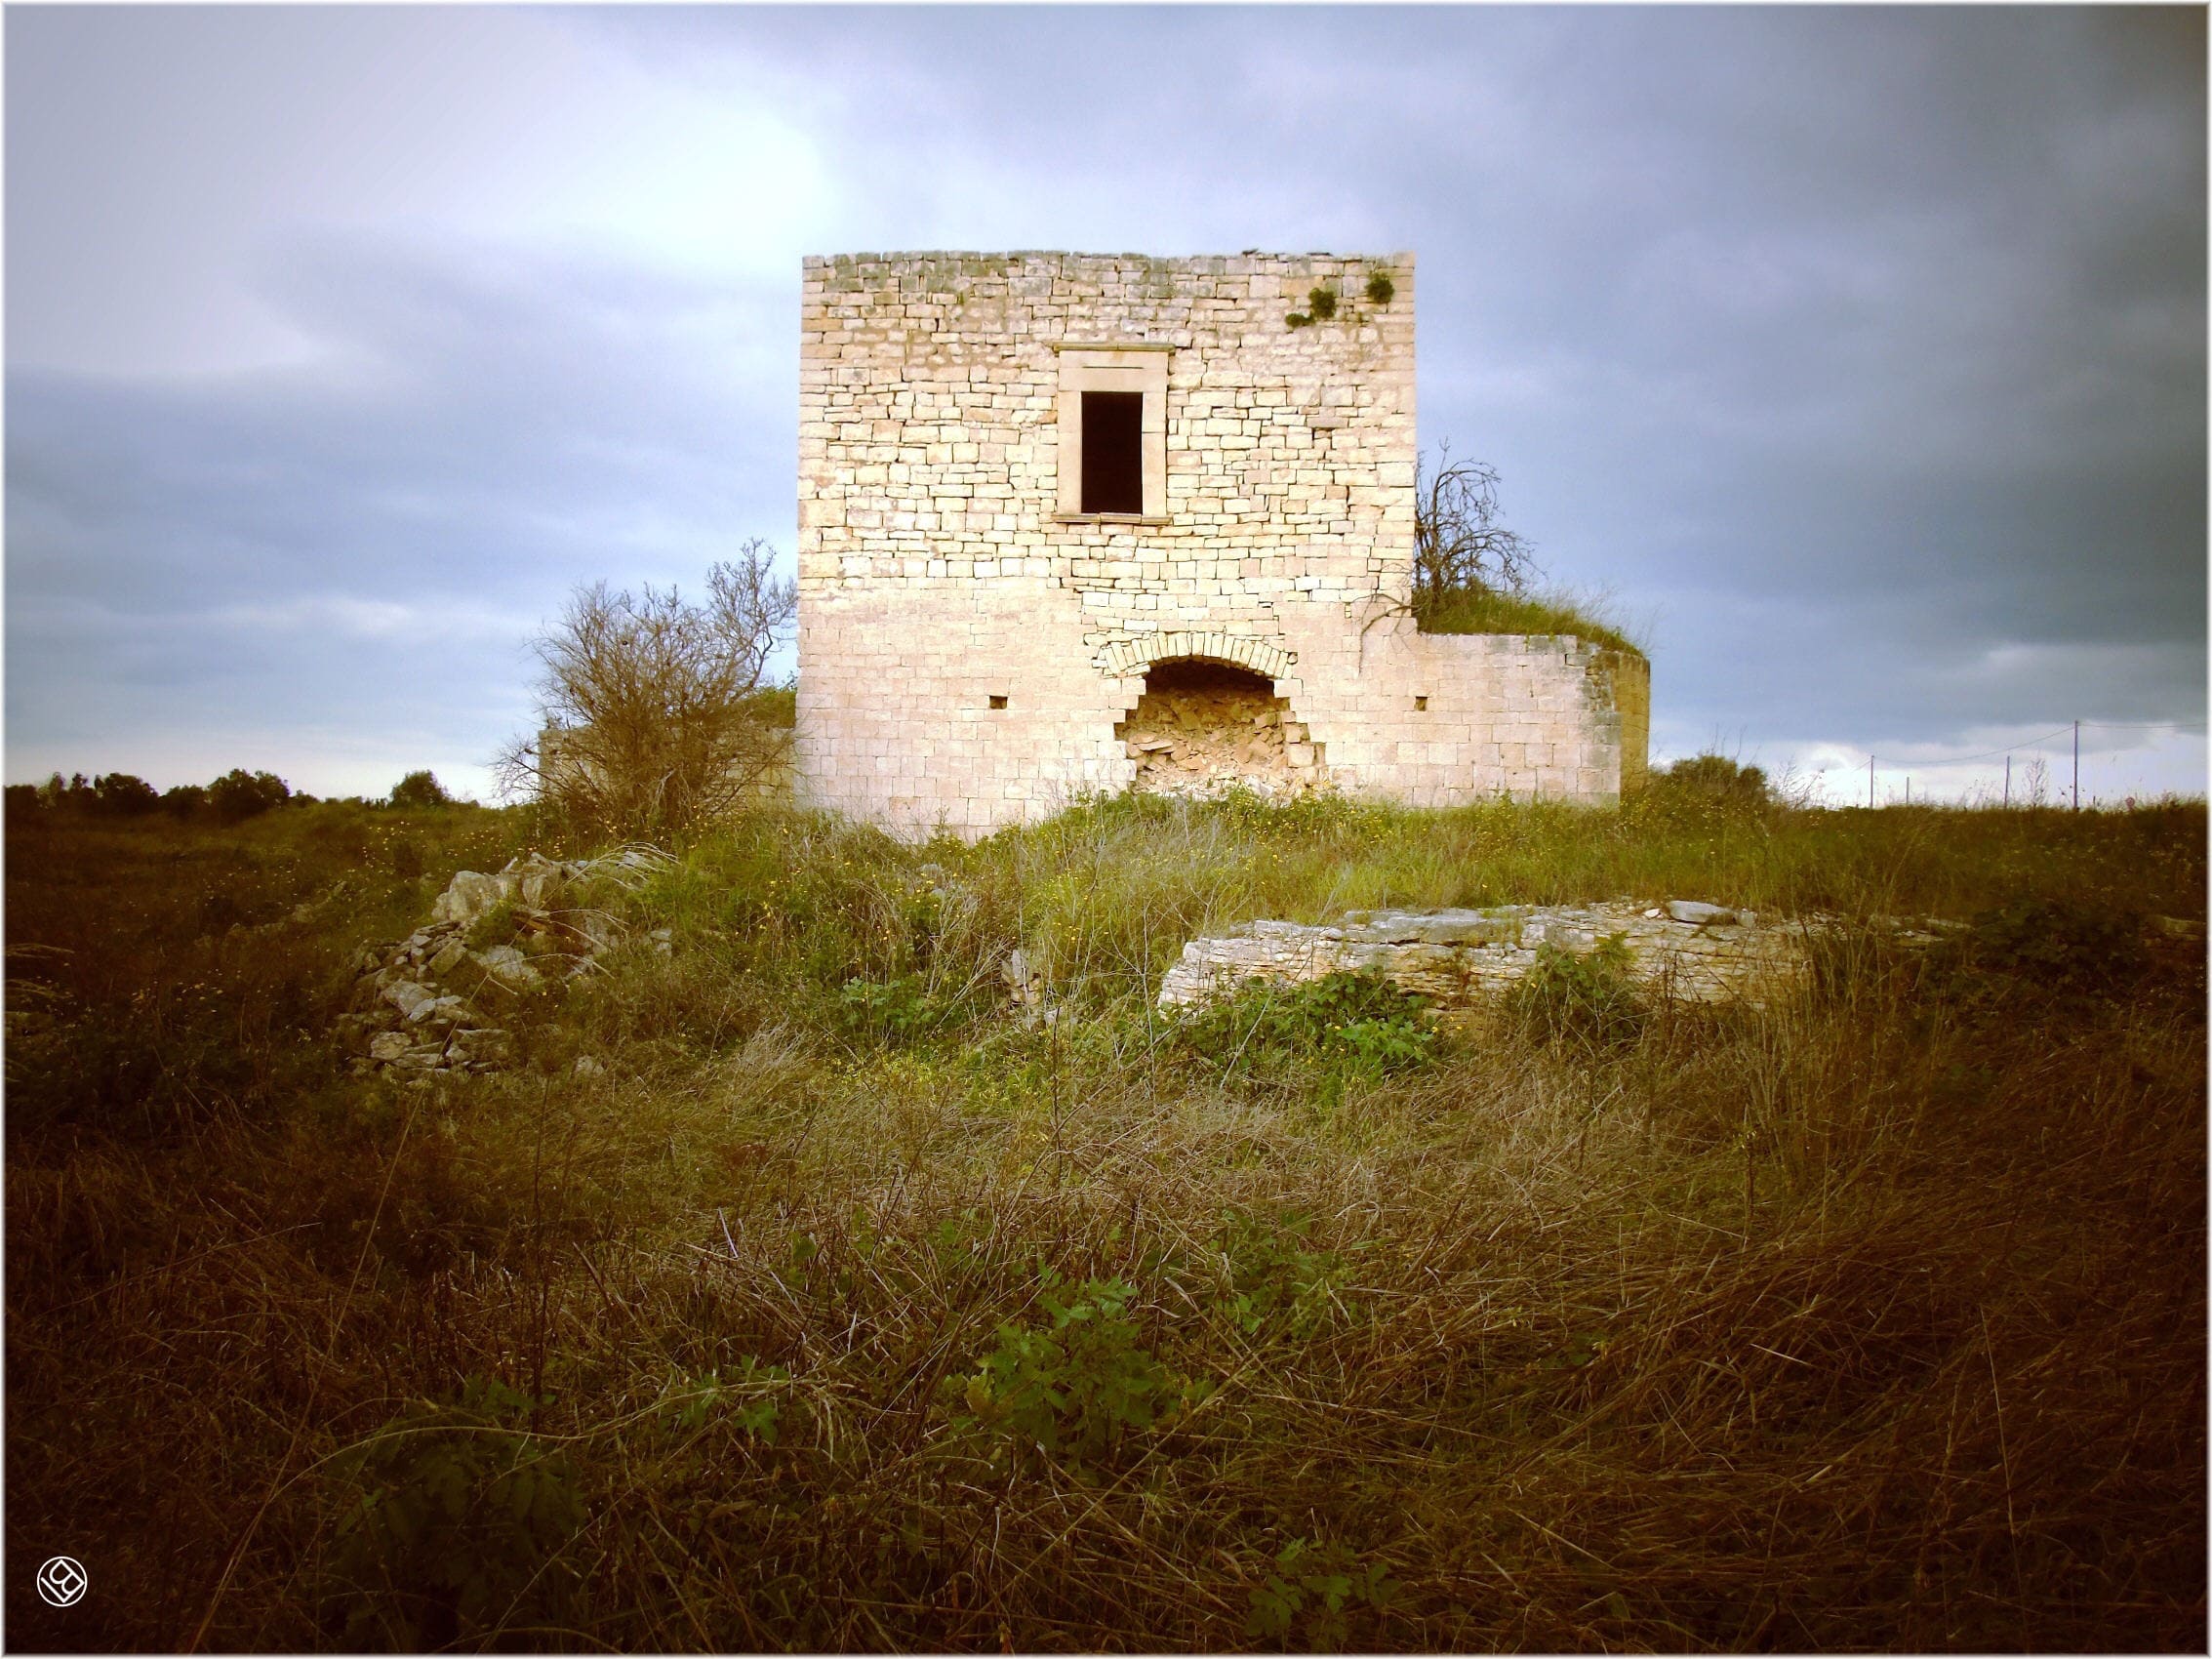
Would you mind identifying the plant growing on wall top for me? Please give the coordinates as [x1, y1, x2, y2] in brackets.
[1288, 270, 1393, 329]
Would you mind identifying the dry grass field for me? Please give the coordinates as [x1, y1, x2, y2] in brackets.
[5, 785, 2204, 1651]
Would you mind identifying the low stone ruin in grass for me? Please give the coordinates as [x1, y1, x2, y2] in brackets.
[340, 846, 673, 1080]
[1156, 900, 1906, 1011]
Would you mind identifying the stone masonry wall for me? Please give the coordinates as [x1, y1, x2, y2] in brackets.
[1158, 901, 1820, 1011]
[795, 251, 1644, 838]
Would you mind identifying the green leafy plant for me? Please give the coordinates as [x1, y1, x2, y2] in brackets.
[837, 972, 951, 1044]
[1244, 1536, 1400, 1649]
[1306, 285, 1338, 321]
[948, 1271, 1201, 1465]
[324, 1375, 586, 1650]
[1285, 310, 1311, 329]
[1363, 270, 1394, 306]
[465, 898, 520, 950]
[1216, 1212, 1356, 1340]
[659, 1357, 787, 1440]
[1506, 935, 1646, 1051]
[1962, 897, 2150, 1001]
[1179, 970, 1436, 1084]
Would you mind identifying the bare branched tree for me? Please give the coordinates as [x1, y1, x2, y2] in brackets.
[497, 538, 797, 842]
[1412, 441, 1540, 612]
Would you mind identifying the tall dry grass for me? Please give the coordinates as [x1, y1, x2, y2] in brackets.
[5, 791, 2203, 1650]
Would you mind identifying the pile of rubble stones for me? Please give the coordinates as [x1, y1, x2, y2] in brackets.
[1116, 664, 1324, 801]
[339, 846, 673, 1080]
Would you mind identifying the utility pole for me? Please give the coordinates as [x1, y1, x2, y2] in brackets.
[2003, 753, 2011, 808]
[1868, 755, 1874, 809]
[1906, 776, 1911, 806]
[2072, 720, 2080, 811]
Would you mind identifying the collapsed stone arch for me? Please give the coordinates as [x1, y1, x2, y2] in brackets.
[1113, 656, 1326, 800]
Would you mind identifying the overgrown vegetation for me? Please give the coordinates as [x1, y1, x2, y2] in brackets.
[496, 539, 797, 845]
[6, 788, 2203, 1650]
[1409, 442, 1645, 654]
[1412, 581, 1644, 654]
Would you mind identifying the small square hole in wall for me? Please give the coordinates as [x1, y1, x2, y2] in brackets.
[1414, 695, 1429, 711]
[989, 694, 1009, 710]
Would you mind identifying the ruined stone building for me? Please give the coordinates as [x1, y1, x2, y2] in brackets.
[794, 251, 1647, 838]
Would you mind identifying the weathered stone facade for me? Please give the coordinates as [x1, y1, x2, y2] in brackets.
[795, 251, 1648, 839]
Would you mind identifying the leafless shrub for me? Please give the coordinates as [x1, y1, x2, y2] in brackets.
[1412, 440, 1541, 611]
[497, 539, 795, 843]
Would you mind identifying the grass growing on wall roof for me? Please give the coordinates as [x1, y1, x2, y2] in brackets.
[5, 787, 2204, 1651]
[1417, 584, 1646, 655]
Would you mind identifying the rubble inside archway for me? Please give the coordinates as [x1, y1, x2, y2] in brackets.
[1115, 659, 1326, 800]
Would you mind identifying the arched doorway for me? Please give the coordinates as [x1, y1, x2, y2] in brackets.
[1114, 659, 1326, 799]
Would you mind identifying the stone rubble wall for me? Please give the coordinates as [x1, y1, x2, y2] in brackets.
[1157, 899, 1839, 1011]
[338, 847, 673, 1081]
[795, 251, 1645, 839]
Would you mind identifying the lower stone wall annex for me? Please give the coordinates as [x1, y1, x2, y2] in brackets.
[795, 579, 1648, 838]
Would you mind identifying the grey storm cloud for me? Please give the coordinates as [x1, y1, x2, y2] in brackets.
[6, 5, 2203, 799]
[7, 236, 798, 782]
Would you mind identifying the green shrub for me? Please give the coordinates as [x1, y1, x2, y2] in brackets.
[1506, 936, 1646, 1051]
[207, 768, 291, 824]
[1963, 897, 2150, 1000]
[386, 835, 426, 880]
[465, 899, 519, 951]
[1244, 1536, 1400, 1649]
[1214, 1212, 1356, 1340]
[1179, 970, 1436, 1083]
[836, 972, 954, 1045]
[324, 1376, 586, 1650]
[1651, 752, 1771, 805]
[387, 770, 454, 810]
[948, 1271, 1199, 1467]
[93, 773, 161, 817]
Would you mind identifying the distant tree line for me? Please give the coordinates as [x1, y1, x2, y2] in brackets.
[4, 767, 463, 825]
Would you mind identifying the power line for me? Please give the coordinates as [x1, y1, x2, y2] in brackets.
[1824, 720, 2205, 771]
[1884, 725, 2074, 766]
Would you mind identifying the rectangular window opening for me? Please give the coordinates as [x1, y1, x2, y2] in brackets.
[1414, 695, 1429, 711]
[988, 694, 1009, 710]
[1080, 391, 1145, 514]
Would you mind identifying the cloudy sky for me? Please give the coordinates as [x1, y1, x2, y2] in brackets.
[8, 5, 2204, 805]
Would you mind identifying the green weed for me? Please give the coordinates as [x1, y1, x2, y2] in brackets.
[1243, 1536, 1400, 1650]
[324, 1376, 585, 1651]
[1507, 935, 1647, 1051]
[948, 1270, 1202, 1467]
